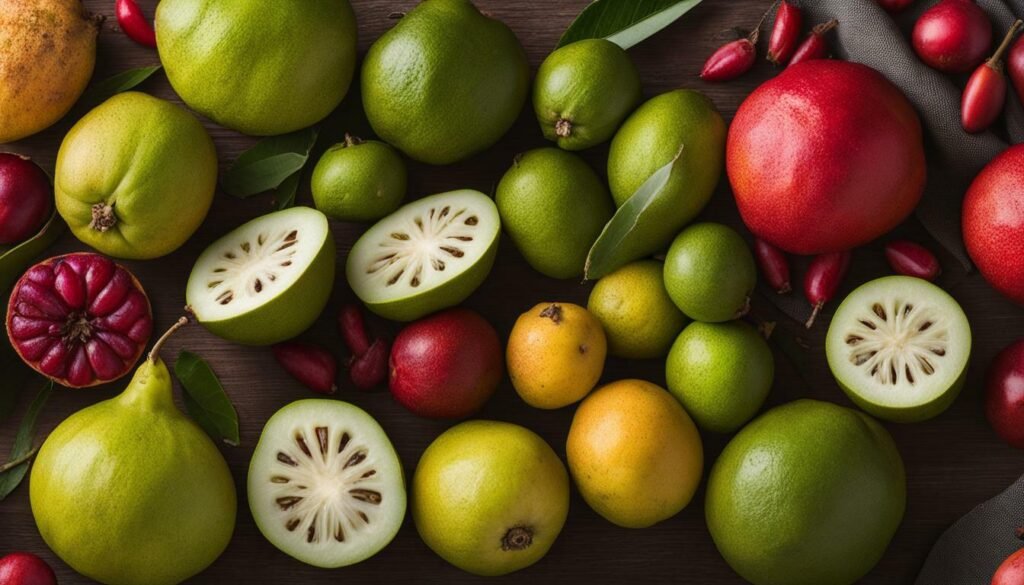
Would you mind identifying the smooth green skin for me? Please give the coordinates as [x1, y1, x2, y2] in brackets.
[55, 92, 216, 260]
[30, 357, 237, 585]
[311, 139, 407, 222]
[361, 0, 529, 164]
[666, 321, 774, 433]
[587, 260, 686, 359]
[533, 39, 641, 151]
[413, 421, 569, 576]
[664, 222, 756, 323]
[156, 0, 357, 136]
[706, 400, 906, 585]
[496, 148, 613, 279]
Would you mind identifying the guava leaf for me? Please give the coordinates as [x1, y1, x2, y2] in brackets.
[0, 381, 53, 501]
[222, 128, 319, 199]
[174, 351, 240, 447]
[275, 170, 303, 210]
[77, 65, 163, 112]
[558, 0, 703, 49]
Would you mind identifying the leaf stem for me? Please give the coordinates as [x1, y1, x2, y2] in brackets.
[0, 444, 39, 474]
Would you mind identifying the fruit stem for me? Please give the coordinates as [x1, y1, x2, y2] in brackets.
[990, 20, 1024, 71]
[0, 445, 40, 473]
[805, 302, 823, 329]
[343, 133, 363, 148]
[501, 526, 534, 551]
[148, 316, 189, 363]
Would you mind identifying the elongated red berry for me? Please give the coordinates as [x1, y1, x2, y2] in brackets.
[272, 342, 338, 394]
[1010, 34, 1024, 102]
[768, 1, 803, 66]
[338, 303, 371, 357]
[877, 0, 915, 13]
[885, 240, 941, 281]
[350, 338, 389, 391]
[701, 31, 759, 82]
[789, 20, 839, 66]
[116, 0, 156, 48]
[754, 238, 792, 294]
[804, 250, 852, 328]
[962, 20, 1023, 134]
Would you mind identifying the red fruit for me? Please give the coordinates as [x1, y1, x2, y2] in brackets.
[116, 0, 156, 48]
[962, 21, 1023, 134]
[728, 60, 926, 254]
[389, 308, 502, 419]
[350, 338, 389, 390]
[985, 340, 1024, 450]
[912, 0, 993, 74]
[789, 19, 838, 66]
[963, 144, 1024, 304]
[0, 153, 52, 245]
[1009, 35, 1024, 101]
[338, 303, 371, 357]
[768, 1, 803, 66]
[877, 0, 915, 13]
[885, 240, 941, 281]
[272, 341, 337, 394]
[0, 552, 57, 585]
[803, 251, 851, 328]
[754, 238, 792, 294]
[5, 253, 153, 388]
[993, 546, 1024, 584]
[701, 31, 758, 82]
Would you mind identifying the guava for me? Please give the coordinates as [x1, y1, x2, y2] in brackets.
[311, 135, 407, 222]
[663, 222, 756, 323]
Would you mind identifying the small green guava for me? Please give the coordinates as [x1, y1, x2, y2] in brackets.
[663, 222, 756, 323]
[311, 135, 407, 222]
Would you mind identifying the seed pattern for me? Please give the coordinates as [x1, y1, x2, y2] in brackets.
[843, 298, 950, 386]
[205, 229, 300, 306]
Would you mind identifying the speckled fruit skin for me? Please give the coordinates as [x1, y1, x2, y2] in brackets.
[993, 548, 1024, 585]
[985, 340, 1024, 450]
[964, 145, 1024, 305]
[727, 60, 926, 255]
[912, 0, 992, 74]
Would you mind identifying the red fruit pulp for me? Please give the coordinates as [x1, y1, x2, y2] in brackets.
[788, 20, 838, 66]
[389, 308, 503, 419]
[0, 153, 52, 245]
[0, 552, 57, 585]
[115, 0, 156, 48]
[877, 0, 915, 13]
[727, 60, 926, 254]
[768, 1, 803, 66]
[803, 251, 851, 328]
[885, 240, 941, 280]
[985, 340, 1024, 450]
[701, 33, 758, 82]
[6, 253, 153, 388]
[1010, 35, 1024, 101]
[993, 547, 1024, 585]
[912, 0, 993, 74]
[963, 144, 1024, 304]
[272, 341, 337, 394]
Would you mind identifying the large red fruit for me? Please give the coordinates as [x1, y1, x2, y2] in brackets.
[964, 144, 1024, 304]
[727, 60, 926, 254]
[0, 552, 57, 585]
[389, 308, 503, 419]
[993, 547, 1024, 585]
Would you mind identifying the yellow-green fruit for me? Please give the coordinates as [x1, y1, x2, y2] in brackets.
[0, 0, 98, 143]
[496, 148, 614, 279]
[311, 136, 407, 222]
[507, 302, 607, 409]
[663, 222, 756, 323]
[534, 38, 641, 151]
[567, 379, 703, 528]
[55, 92, 217, 260]
[361, 0, 529, 164]
[413, 420, 570, 576]
[156, 0, 357, 136]
[587, 260, 686, 359]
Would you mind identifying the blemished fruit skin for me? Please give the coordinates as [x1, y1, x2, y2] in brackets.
[964, 144, 1024, 305]
[912, 0, 992, 74]
[0, 0, 98, 143]
[985, 340, 1024, 450]
[0, 552, 57, 585]
[993, 548, 1024, 585]
[55, 92, 217, 260]
[666, 321, 774, 433]
[567, 379, 704, 528]
[496, 148, 614, 279]
[311, 138, 407, 222]
[413, 420, 570, 576]
[728, 60, 926, 254]
[156, 0, 357, 136]
[663, 223, 756, 323]
[361, 0, 529, 164]
[390, 308, 504, 419]
[533, 39, 642, 151]
[587, 260, 686, 359]
[706, 400, 906, 585]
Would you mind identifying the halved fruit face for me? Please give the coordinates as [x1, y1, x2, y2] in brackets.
[826, 276, 971, 423]
[248, 399, 406, 568]
[346, 190, 500, 321]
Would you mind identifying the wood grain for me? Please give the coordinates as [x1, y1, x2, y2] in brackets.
[2, 1, 1022, 583]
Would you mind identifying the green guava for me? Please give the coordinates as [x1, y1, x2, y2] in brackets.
[663, 222, 756, 322]
[311, 135, 407, 222]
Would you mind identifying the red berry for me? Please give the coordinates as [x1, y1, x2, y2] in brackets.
[1009, 34, 1024, 103]
[350, 338, 390, 391]
[701, 32, 759, 82]
[877, 0, 916, 13]
[0, 552, 56, 585]
[337, 303, 371, 357]
[913, 0, 993, 74]
[754, 238, 792, 294]
[272, 341, 338, 394]
[767, 1, 803, 66]
[962, 21, 1023, 134]
[115, 0, 156, 48]
[884, 240, 941, 280]
[789, 20, 838, 66]
[985, 340, 1024, 450]
[803, 251, 852, 328]
[0, 153, 52, 245]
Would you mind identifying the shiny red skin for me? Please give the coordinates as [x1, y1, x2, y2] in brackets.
[789, 20, 838, 66]
[803, 251, 851, 328]
[350, 337, 389, 390]
[701, 35, 757, 82]
[962, 63, 1006, 133]
[389, 308, 503, 419]
[885, 240, 941, 280]
[754, 238, 792, 293]
[993, 547, 1024, 584]
[963, 144, 1024, 304]
[115, 0, 156, 48]
[1010, 35, 1024, 102]
[272, 341, 337, 394]
[768, 1, 803, 66]
[0, 552, 57, 585]
[985, 340, 1024, 450]
[912, 0, 992, 74]
[877, 0, 915, 13]
[0, 154, 52, 245]
[338, 303, 371, 357]
[728, 60, 926, 254]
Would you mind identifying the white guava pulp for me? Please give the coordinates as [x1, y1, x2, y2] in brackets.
[826, 276, 971, 423]
[248, 399, 407, 568]
[346, 190, 500, 321]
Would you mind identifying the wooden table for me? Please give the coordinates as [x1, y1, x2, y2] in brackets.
[2, 1, 1022, 583]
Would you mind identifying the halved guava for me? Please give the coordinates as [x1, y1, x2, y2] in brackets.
[186, 207, 335, 346]
[826, 276, 971, 423]
[346, 190, 500, 321]
[248, 399, 406, 568]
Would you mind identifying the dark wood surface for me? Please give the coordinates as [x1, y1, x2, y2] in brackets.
[2, 1, 1023, 583]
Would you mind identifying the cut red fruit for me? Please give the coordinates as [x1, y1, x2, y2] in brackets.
[767, 1, 803, 66]
[350, 338, 389, 391]
[961, 20, 1023, 134]
[0, 153, 52, 245]
[115, 0, 156, 48]
[789, 20, 838, 66]
[754, 238, 792, 294]
[803, 251, 851, 328]
[272, 341, 337, 395]
[884, 240, 941, 281]
[912, 0, 993, 74]
[701, 31, 759, 82]
[5, 253, 153, 388]
[0, 552, 57, 585]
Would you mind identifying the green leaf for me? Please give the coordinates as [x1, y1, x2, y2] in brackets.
[275, 170, 302, 210]
[584, 146, 685, 280]
[558, 0, 703, 49]
[174, 351, 240, 447]
[221, 128, 319, 198]
[0, 381, 53, 501]
[77, 65, 163, 112]
[0, 210, 65, 296]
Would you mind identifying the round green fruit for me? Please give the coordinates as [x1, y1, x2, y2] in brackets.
[55, 92, 216, 260]
[361, 0, 529, 164]
[496, 148, 613, 279]
[826, 275, 972, 423]
[663, 222, 756, 322]
[666, 321, 773, 433]
[533, 38, 641, 151]
[311, 135, 407, 222]
[587, 260, 686, 359]
[156, 0, 357, 136]
[706, 400, 906, 585]
[186, 207, 336, 346]
[413, 420, 569, 576]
